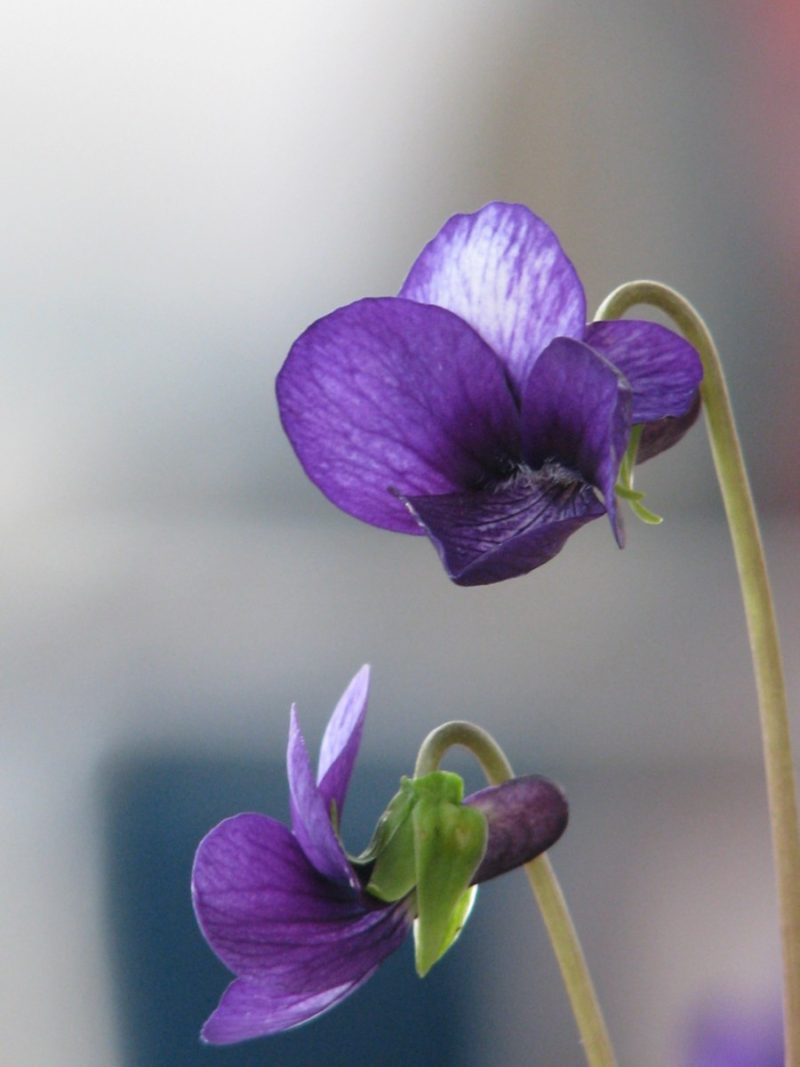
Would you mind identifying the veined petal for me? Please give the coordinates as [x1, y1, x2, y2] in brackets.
[583, 319, 702, 423]
[287, 710, 356, 887]
[202, 975, 364, 1044]
[521, 337, 631, 545]
[277, 297, 520, 533]
[405, 470, 605, 586]
[192, 813, 410, 984]
[399, 202, 585, 392]
[317, 665, 369, 818]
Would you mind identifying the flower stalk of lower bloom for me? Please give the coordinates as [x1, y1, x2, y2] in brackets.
[595, 281, 800, 1067]
[414, 721, 619, 1067]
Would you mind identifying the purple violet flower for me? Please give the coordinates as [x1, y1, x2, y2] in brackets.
[277, 202, 703, 585]
[192, 665, 568, 1044]
[684, 999, 784, 1067]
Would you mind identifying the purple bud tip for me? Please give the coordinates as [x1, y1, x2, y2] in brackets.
[466, 775, 569, 884]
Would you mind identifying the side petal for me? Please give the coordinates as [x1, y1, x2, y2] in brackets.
[287, 710, 356, 887]
[201, 974, 366, 1044]
[317, 665, 369, 818]
[583, 319, 702, 423]
[192, 813, 410, 983]
[405, 470, 605, 586]
[399, 202, 586, 392]
[277, 297, 521, 533]
[636, 390, 702, 463]
[521, 337, 631, 545]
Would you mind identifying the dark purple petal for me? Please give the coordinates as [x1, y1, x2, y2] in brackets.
[636, 390, 702, 463]
[202, 975, 365, 1044]
[399, 202, 585, 392]
[583, 319, 702, 423]
[317, 665, 369, 819]
[405, 469, 605, 586]
[466, 776, 569, 883]
[520, 337, 631, 546]
[277, 297, 521, 533]
[192, 813, 410, 987]
[287, 710, 356, 887]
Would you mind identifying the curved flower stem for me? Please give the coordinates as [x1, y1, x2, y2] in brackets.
[596, 280, 800, 1067]
[415, 721, 619, 1067]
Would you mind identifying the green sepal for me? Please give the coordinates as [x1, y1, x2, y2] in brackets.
[359, 770, 487, 969]
[412, 782, 487, 976]
[629, 497, 663, 525]
[615, 424, 664, 525]
[360, 778, 418, 902]
[416, 884, 478, 973]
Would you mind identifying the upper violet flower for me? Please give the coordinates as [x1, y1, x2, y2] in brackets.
[192, 666, 568, 1043]
[277, 202, 703, 585]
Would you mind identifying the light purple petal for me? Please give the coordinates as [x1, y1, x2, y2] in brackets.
[405, 470, 605, 586]
[201, 974, 365, 1044]
[520, 337, 631, 546]
[317, 666, 369, 818]
[192, 813, 410, 984]
[277, 297, 520, 533]
[583, 319, 702, 423]
[399, 202, 586, 391]
[287, 710, 357, 886]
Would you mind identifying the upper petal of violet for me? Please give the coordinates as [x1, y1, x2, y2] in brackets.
[520, 337, 632, 546]
[399, 202, 586, 394]
[317, 664, 369, 820]
[276, 297, 521, 533]
[583, 319, 702, 424]
[287, 709, 357, 887]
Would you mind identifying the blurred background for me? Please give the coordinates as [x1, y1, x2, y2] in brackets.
[2, 0, 798, 1063]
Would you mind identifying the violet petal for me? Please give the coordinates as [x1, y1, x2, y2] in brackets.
[287, 710, 356, 887]
[399, 202, 585, 392]
[466, 776, 569, 883]
[521, 337, 631, 546]
[276, 297, 521, 532]
[192, 813, 410, 985]
[636, 390, 702, 463]
[405, 470, 605, 586]
[201, 975, 365, 1044]
[317, 665, 369, 819]
[583, 319, 702, 423]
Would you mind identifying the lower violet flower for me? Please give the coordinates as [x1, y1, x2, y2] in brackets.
[277, 201, 703, 585]
[192, 666, 568, 1043]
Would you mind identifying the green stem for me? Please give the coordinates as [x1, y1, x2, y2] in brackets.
[596, 281, 800, 1067]
[415, 722, 619, 1067]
